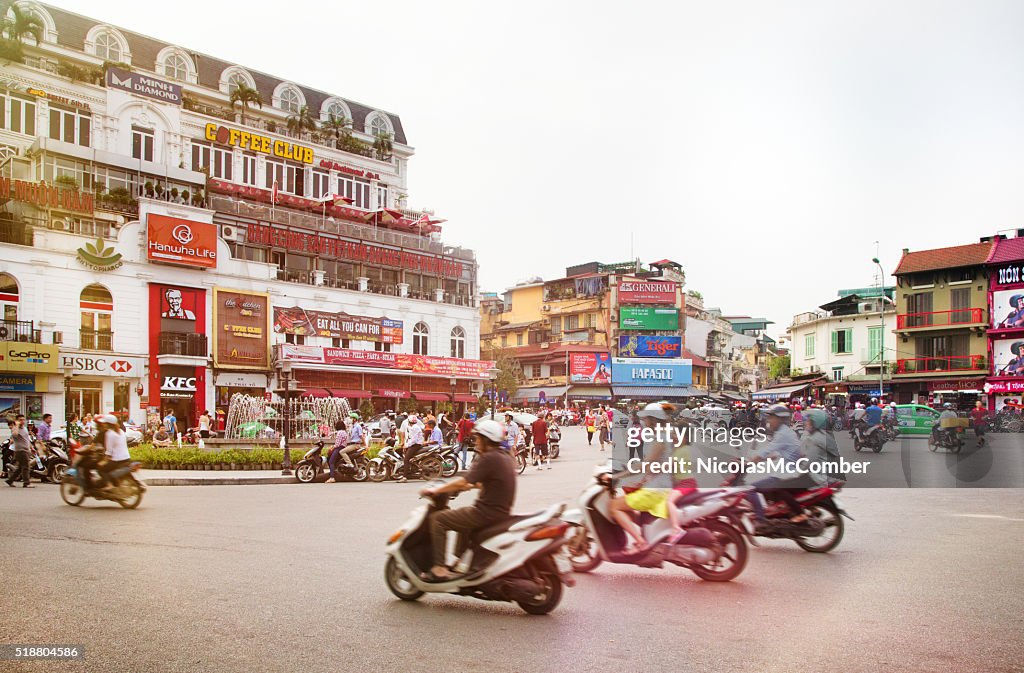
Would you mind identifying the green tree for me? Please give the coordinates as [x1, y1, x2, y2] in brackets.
[2, 2, 43, 43]
[373, 131, 393, 160]
[769, 354, 791, 379]
[229, 84, 263, 126]
[493, 349, 522, 400]
[286, 105, 318, 136]
[321, 113, 351, 146]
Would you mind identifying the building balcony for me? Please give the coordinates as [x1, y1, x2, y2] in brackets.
[896, 308, 985, 331]
[0, 320, 41, 343]
[158, 332, 208, 357]
[272, 268, 475, 307]
[0, 218, 35, 247]
[80, 329, 113, 351]
[895, 355, 986, 375]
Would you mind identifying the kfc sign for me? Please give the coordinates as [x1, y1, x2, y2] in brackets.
[162, 376, 197, 392]
[148, 214, 218, 269]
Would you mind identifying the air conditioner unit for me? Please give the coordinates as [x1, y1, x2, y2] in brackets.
[540, 342, 549, 349]
[541, 305, 550, 312]
[52, 331, 63, 345]
[859, 301, 881, 314]
[221, 225, 241, 242]
[810, 365, 820, 373]
[470, 381, 483, 394]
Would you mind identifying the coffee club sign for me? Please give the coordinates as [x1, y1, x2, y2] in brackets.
[205, 123, 314, 164]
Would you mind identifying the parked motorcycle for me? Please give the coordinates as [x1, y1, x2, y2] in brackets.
[368, 444, 444, 482]
[295, 441, 327, 483]
[60, 451, 146, 509]
[547, 427, 561, 460]
[383, 489, 575, 614]
[2, 439, 68, 483]
[563, 470, 750, 581]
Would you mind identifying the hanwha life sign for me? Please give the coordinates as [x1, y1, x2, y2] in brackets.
[147, 214, 218, 269]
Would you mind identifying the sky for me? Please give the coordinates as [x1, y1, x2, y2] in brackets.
[55, 0, 1024, 338]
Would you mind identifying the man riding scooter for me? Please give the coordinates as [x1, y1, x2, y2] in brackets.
[930, 403, 959, 447]
[855, 398, 884, 444]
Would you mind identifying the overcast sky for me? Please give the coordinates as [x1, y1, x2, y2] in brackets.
[60, 0, 1024, 337]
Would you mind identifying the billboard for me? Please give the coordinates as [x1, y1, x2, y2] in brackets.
[106, 65, 182, 105]
[273, 307, 404, 344]
[213, 289, 270, 370]
[147, 214, 218, 269]
[618, 281, 676, 304]
[992, 289, 1024, 329]
[618, 335, 682, 358]
[276, 345, 495, 378]
[992, 338, 1024, 376]
[611, 357, 692, 386]
[619, 307, 679, 330]
[0, 343, 58, 373]
[569, 352, 612, 384]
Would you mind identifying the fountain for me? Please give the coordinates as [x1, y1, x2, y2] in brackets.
[224, 393, 352, 440]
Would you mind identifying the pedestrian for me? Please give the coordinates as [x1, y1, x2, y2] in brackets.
[595, 407, 610, 452]
[35, 413, 52, 455]
[397, 414, 423, 482]
[379, 412, 395, 444]
[163, 411, 177, 438]
[531, 414, 550, 470]
[198, 410, 212, 439]
[67, 413, 82, 444]
[970, 401, 989, 446]
[456, 412, 475, 468]
[6, 416, 34, 488]
[585, 409, 596, 445]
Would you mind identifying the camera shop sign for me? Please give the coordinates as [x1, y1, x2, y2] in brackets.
[60, 354, 145, 377]
[0, 177, 94, 214]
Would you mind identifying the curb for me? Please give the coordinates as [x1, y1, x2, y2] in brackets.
[146, 477, 297, 486]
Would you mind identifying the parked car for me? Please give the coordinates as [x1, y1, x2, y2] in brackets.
[894, 404, 940, 435]
[51, 425, 144, 447]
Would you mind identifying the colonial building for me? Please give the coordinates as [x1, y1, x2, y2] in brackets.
[0, 2, 486, 432]
[890, 241, 992, 407]
[983, 233, 1024, 409]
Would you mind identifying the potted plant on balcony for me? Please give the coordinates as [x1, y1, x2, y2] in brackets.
[144, 181, 154, 198]
[54, 175, 79, 190]
[181, 189, 190, 205]
[153, 182, 164, 199]
[170, 187, 180, 203]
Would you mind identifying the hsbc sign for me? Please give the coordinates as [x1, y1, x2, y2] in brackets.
[61, 353, 145, 377]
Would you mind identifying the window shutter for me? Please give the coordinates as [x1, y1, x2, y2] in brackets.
[831, 330, 838, 354]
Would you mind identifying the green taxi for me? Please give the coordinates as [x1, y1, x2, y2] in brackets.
[894, 404, 940, 435]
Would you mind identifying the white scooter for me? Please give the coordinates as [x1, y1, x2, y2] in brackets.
[384, 490, 576, 614]
[563, 469, 753, 581]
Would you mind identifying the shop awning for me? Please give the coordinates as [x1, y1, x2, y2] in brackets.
[722, 392, 747, 402]
[329, 389, 371, 399]
[376, 389, 410, 398]
[567, 385, 612, 400]
[453, 394, 479, 403]
[302, 389, 332, 398]
[412, 392, 450, 401]
[512, 385, 570, 401]
[612, 386, 700, 398]
[751, 382, 812, 400]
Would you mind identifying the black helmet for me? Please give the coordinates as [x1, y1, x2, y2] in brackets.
[1013, 342, 1024, 356]
[1011, 294, 1024, 308]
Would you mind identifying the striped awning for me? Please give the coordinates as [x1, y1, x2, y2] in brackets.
[751, 382, 812, 400]
[612, 386, 700, 398]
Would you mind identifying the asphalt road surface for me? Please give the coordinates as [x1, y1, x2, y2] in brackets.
[1, 427, 1022, 673]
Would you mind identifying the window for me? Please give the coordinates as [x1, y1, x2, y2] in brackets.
[450, 326, 466, 358]
[279, 87, 301, 114]
[284, 333, 305, 345]
[94, 31, 122, 62]
[413, 322, 429, 355]
[530, 365, 542, 378]
[312, 169, 330, 199]
[906, 292, 934, 327]
[369, 114, 389, 137]
[374, 342, 392, 353]
[831, 328, 852, 354]
[584, 312, 595, 328]
[950, 268, 974, 283]
[265, 160, 304, 195]
[325, 102, 347, 120]
[550, 316, 561, 335]
[241, 153, 257, 186]
[950, 287, 972, 323]
[916, 407, 938, 420]
[132, 127, 154, 161]
[338, 175, 370, 209]
[227, 73, 249, 94]
[80, 284, 112, 351]
[191, 142, 232, 180]
[500, 334, 507, 347]
[4, 96, 36, 135]
[831, 367, 843, 382]
[376, 183, 388, 209]
[163, 53, 189, 81]
[0, 273, 19, 322]
[516, 332, 523, 346]
[565, 314, 579, 331]
[48, 108, 91, 146]
[332, 338, 350, 348]
[868, 326, 883, 362]
[804, 333, 815, 358]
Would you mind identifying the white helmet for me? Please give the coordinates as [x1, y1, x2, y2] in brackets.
[889, 402, 897, 407]
[764, 403, 792, 418]
[95, 413, 119, 426]
[637, 402, 674, 420]
[474, 419, 505, 444]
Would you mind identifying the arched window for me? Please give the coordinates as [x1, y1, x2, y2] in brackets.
[279, 87, 301, 114]
[413, 322, 429, 356]
[80, 284, 113, 351]
[450, 326, 466, 359]
[94, 31, 122, 62]
[324, 101, 348, 122]
[369, 113, 390, 137]
[162, 52, 189, 81]
[227, 72, 250, 94]
[0, 272, 20, 322]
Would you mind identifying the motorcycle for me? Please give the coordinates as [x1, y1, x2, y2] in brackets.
[295, 440, 327, 483]
[852, 421, 887, 453]
[368, 444, 444, 482]
[562, 470, 751, 581]
[2, 439, 68, 483]
[547, 427, 561, 460]
[383, 489, 575, 614]
[60, 451, 146, 509]
[929, 426, 964, 453]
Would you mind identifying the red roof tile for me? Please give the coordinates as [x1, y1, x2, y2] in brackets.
[893, 242, 993, 275]
[987, 237, 1024, 264]
[683, 348, 711, 368]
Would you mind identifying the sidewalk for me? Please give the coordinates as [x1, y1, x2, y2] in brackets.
[141, 469, 297, 486]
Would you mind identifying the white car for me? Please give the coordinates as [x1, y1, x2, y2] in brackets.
[51, 425, 144, 448]
[697, 404, 733, 428]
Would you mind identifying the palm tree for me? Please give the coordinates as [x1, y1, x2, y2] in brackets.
[286, 105, 318, 137]
[321, 113, 351, 147]
[373, 132, 393, 161]
[229, 84, 263, 126]
[2, 2, 43, 44]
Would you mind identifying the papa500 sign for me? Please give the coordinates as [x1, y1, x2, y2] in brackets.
[147, 214, 218, 269]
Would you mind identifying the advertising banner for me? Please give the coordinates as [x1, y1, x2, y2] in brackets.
[569, 352, 612, 384]
[325, 348, 400, 368]
[213, 289, 270, 370]
[992, 262, 1024, 289]
[147, 214, 218, 269]
[106, 66, 182, 105]
[394, 354, 495, 378]
[984, 380, 1024, 394]
[992, 289, 1024, 329]
[0, 374, 35, 391]
[992, 338, 1024, 377]
[0, 343, 58, 373]
[273, 306, 403, 344]
[611, 357, 692, 386]
[618, 281, 677, 304]
[277, 345, 494, 378]
[617, 335, 682, 358]
[59, 354, 145, 377]
[619, 307, 679, 330]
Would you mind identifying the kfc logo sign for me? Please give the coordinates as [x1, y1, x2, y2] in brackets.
[161, 376, 197, 392]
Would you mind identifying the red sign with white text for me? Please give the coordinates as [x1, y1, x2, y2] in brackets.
[148, 214, 218, 269]
[277, 345, 493, 378]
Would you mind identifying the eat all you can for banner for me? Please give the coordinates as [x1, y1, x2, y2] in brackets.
[213, 288, 271, 370]
[273, 306, 404, 344]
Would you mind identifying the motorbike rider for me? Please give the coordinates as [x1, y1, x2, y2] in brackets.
[419, 419, 516, 581]
[743, 404, 808, 525]
[396, 414, 424, 483]
[856, 398, 884, 443]
[325, 420, 349, 484]
[94, 414, 131, 489]
[338, 413, 366, 469]
[802, 409, 845, 485]
[931, 403, 959, 446]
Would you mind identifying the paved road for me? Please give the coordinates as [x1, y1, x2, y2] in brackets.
[1, 427, 1022, 673]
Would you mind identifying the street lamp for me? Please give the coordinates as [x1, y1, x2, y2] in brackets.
[872, 257, 886, 402]
[278, 360, 293, 475]
[486, 366, 500, 420]
[449, 377, 457, 416]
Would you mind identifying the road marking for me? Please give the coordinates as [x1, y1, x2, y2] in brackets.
[950, 514, 1024, 522]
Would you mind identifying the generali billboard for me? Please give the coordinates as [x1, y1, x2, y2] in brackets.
[147, 214, 218, 269]
[617, 281, 677, 304]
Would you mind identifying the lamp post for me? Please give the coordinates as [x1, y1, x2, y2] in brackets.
[279, 360, 293, 475]
[449, 377, 457, 416]
[872, 257, 886, 402]
[486, 367, 500, 420]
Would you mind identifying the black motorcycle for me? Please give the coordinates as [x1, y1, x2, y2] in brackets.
[296, 440, 370, 483]
[2, 440, 68, 483]
[929, 425, 964, 453]
[60, 448, 146, 509]
[852, 420, 886, 453]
